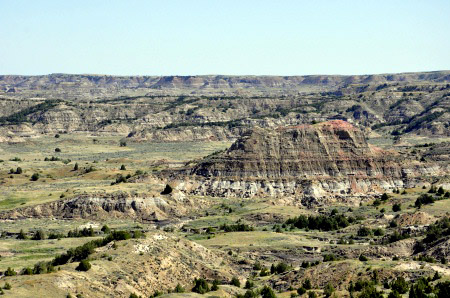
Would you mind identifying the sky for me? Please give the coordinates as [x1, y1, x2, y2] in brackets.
[0, 0, 449, 76]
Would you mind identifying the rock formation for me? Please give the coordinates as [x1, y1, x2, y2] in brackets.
[0, 71, 449, 142]
[0, 191, 201, 221]
[175, 120, 446, 204]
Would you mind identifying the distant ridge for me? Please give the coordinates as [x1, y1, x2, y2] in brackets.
[0, 71, 449, 93]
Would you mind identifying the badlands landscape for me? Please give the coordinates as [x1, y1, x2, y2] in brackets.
[0, 72, 449, 297]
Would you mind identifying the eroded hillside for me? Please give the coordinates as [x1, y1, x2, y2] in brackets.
[0, 72, 449, 298]
[0, 72, 449, 143]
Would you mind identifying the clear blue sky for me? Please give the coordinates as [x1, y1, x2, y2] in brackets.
[1, 0, 449, 76]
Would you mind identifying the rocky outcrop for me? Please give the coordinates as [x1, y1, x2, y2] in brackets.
[191, 120, 396, 179]
[130, 125, 241, 142]
[174, 120, 446, 203]
[0, 191, 201, 221]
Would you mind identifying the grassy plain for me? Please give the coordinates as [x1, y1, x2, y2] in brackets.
[0, 134, 232, 210]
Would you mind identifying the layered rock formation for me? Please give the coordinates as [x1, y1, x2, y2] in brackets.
[176, 120, 445, 203]
[1, 71, 449, 141]
[0, 191, 200, 221]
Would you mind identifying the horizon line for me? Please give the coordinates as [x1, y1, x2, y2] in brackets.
[1, 70, 449, 78]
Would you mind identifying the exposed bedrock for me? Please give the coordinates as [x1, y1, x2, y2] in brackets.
[174, 120, 447, 203]
[0, 191, 199, 221]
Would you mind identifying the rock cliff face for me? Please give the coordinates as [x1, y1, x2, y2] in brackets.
[191, 120, 395, 179]
[176, 121, 445, 203]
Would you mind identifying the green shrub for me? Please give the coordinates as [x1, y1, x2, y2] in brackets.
[113, 174, 127, 184]
[236, 290, 258, 298]
[101, 225, 110, 234]
[4, 267, 16, 276]
[174, 284, 185, 293]
[75, 260, 91, 272]
[435, 281, 450, 298]
[297, 287, 306, 295]
[21, 267, 33, 275]
[220, 223, 254, 232]
[357, 226, 372, 237]
[422, 217, 449, 244]
[260, 267, 270, 276]
[31, 173, 40, 181]
[160, 184, 173, 195]
[374, 228, 385, 236]
[323, 284, 334, 297]
[433, 272, 441, 281]
[132, 230, 143, 239]
[32, 230, 45, 240]
[253, 261, 262, 270]
[231, 277, 240, 287]
[358, 284, 383, 298]
[323, 254, 337, 262]
[388, 231, 409, 243]
[392, 203, 401, 212]
[85, 166, 95, 173]
[415, 194, 435, 208]
[286, 213, 353, 231]
[17, 229, 28, 240]
[192, 278, 210, 294]
[48, 232, 65, 239]
[244, 280, 254, 289]
[359, 255, 368, 261]
[272, 262, 289, 274]
[390, 277, 408, 294]
[67, 227, 94, 238]
[303, 279, 312, 290]
[110, 230, 132, 241]
[33, 262, 54, 274]
[211, 279, 220, 291]
[260, 285, 277, 298]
